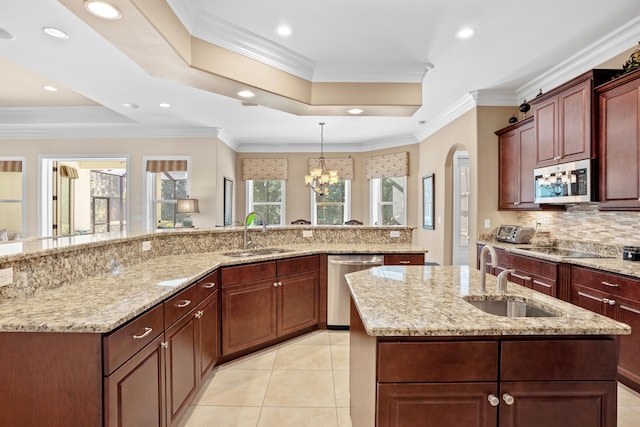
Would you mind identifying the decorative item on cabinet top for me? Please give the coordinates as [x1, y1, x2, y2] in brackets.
[621, 42, 640, 76]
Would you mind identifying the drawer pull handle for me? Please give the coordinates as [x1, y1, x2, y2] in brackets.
[487, 394, 500, 407]
[133, 327, 153, 340]
[601, 281, 619, 288]
[399, 260, 411, 264]
[176, 299, 192, 308]
[502, 393, 515, 405]
[202, 282, 216, 289]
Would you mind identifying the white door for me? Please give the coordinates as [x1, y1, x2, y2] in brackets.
[452, 151, 470, 265]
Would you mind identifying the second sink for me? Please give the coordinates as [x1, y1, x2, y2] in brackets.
[463, 295, 560, 318]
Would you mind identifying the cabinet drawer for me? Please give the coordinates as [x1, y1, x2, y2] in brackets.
[384, 253, 424, 265]
[103, 304, 164, 375]
[195, 270, 219, 303]
[221, 261, 276, 286]
[164, 284, 197, 328]
[378, 341, 498, 382]
[501, 339, 617, 381]
[572, 266, 640, 301]
[277, 255, 319, 276]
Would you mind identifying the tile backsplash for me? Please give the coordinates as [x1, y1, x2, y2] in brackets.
[517, 203, 640, 247]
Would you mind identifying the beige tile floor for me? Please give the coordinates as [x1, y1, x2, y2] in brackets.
[181, 329, 640, 427]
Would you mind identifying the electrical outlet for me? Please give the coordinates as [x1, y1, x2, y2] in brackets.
[390, 230, 400, 238]
[302, 230, 313, 238]
[0, 267, 13, 287]
[484, 219, 491, 229]
[142, 241, 151, 251]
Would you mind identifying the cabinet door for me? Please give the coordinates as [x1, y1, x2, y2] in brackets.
[529, 274, 556, 297]
[499, 381, 616, 427]
[221, 279, 277, 355]
[104, 334, 166, 427]
[559, 78, 591, 161]
[498, 128, 520, 209]
[534, 95, 559, 167]
[599, 80, 640, 209]
[615, 295, 640, 386]
[278, 271, 319, 336]
[197, 290, 219, 382]
[498, 118, 538, 210]
[377, 383, 498, 427]
[518, 121, 538, 207]
[165, 309, 198, 426]
[570, 283, 610, 316]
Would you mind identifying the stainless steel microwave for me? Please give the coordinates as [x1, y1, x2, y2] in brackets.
[534, 159, 594, 204]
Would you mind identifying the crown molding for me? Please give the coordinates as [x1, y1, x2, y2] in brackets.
[414, 93, 477, 142]
[0, 124, 221, 139]
[470, 89, 518, 106]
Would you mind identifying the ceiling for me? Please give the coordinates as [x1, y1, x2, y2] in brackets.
[1, 0, 640, 152]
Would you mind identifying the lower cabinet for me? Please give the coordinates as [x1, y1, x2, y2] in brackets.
[384, 253, 425, 265]
[571, 265, 640, 388]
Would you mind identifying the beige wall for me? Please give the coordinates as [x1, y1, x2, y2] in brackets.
[235, 144, 419, 226]
[0, 136, 230, 236]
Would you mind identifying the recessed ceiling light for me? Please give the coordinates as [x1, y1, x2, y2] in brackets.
[158, 102, 171, 108]
[347, 108, 363, 115]
[122, 103, 139, 109]
[84, 1, 122, 20]
[43, 85, 58, 92]
[0, 28, 15, 40]
[238, 90, 256, 98]
[42, 27, 69, 39]
[455, 27, 476, 40]
[276, 25, 292, 37]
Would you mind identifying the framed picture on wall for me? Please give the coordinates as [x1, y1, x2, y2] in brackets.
[423, 174, 434, 230]
[223, 177, 233, 226]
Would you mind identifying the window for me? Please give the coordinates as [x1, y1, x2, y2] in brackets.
[145, 159, 191, 228]
[246, 180, 285, 226]
[312, 180, 351, 225]
[0, 159, 24, 239]
[371, 176, 406, 225]
[91, 170, 126, 233]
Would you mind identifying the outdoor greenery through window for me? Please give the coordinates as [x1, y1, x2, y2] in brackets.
[152, 171, 189, 228]
[246, 180, 284, 226]
[371, 176, 406, 225]
[0, 160, 23, 239]
[313, 180, 350, 225]
[90, 170, 126, 233]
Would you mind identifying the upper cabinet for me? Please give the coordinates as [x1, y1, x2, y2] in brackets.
[530, 69, 619, 168]
[496, 117, 539, 210]
[597, 68, 640, 210]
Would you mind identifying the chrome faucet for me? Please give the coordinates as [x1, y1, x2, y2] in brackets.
[243, 211, 266, 250]
[479, 245, 498, 293]
[497, 269, 515, 293]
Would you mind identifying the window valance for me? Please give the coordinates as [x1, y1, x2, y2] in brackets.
[365, 151, 409, 179]
[242, 158, 288, 180]
[306, 157, 354, 180]
[59, 165, 79, 179]
[0, 161, 22, 172]
[146, 160, 188, 173]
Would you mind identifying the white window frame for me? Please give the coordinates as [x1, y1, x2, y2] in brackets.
[370, 176, 407, 226]
[143, 156, 192, 230]
[0, 157, 26, 238]
[245, 180, 286, 226]
[311, 180, 351, 225]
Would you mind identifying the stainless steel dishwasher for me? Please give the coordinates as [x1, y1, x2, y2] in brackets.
[327, 254, 384, 329]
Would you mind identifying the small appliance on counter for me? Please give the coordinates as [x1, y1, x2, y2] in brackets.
[496, 225, 536, 244]
[623, 246, 640, 261]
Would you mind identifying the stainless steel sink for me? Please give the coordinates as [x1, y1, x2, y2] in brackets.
[223, 248, 292, 257]
[463, 296, 560, 318]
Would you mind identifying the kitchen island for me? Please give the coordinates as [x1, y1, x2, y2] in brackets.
[346, 265, 631, 427]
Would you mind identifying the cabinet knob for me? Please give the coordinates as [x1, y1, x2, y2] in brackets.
[195, 310, 203, 319]
[487, 394, 500, 406]
[608, 299, 616, 306]
[160, 342, 169, 349]
[502, 393, 515, 405]
[273, 282, 278, 287]
[513, 201, 520, 205]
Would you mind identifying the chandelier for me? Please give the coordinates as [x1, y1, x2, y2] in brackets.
[305, 122, 339, 196]
[537, 171, 575, 196]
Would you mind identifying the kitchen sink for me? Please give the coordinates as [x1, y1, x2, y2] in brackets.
[463, 295, 560, 318]
[222, 248, 292, 257]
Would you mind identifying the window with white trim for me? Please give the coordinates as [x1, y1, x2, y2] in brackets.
[311, 180, 351, 225]
[371, 176, 406, 225]
[0, 159, 25, 239]
[246, 180, 285, 226]
[145, 159, 191, 228]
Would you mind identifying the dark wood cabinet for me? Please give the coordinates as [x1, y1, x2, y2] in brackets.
[497, 117, 539, 210]
[197, 290, 219, 382]
[384, 253, 425, 265]
[221, 255, 319, 356]
[531, 69, 618, 168]
[570, 265, 640, 389]
[597, 68, 640, 210]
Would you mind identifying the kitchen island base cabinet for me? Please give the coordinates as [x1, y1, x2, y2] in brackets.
[350, 300, 618, 427]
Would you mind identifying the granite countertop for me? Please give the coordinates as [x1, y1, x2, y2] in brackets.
[0, 243, 424, 334]
[477, 239, 640, 279]
[346, 265, 631, 337]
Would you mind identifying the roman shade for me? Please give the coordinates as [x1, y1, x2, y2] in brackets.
[365, 152, 409, 179]
[59, 165, 79, 179]
[145, 160, 188, 173]
[242, 158, 288, 180]
[306, 157, 354, 180]
[0, 160, 22, 172]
